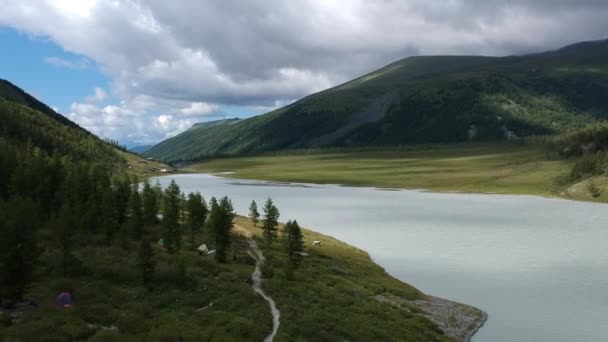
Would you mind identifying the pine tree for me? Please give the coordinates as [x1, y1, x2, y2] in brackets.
[142, 180, 158, 226]
[162, 180, 182, 254]
[248, 200, 260, 226]
[114, 174, 132, 226]
[286, 220, 304, 268]
[215, 196, 235, 263]
[127, 186, 144, 239]
[186, 192, 206, 243]
[137, 237, 155, 287]
[55, 202, 75, 276]
[0, 198, 39, 304]
[262, 198, 280, 244]
[101, 187, 119, 244]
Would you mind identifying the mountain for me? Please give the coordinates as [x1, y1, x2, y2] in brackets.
[145, 39, 608, 162]
[129, 145, 153, 154]
[0, 79, 120, 163]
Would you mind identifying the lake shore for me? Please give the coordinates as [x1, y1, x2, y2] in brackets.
[234, 216, 487, 341]
[180, 144, 608, 204]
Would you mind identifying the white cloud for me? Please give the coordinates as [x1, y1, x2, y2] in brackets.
[85, 87, 108, 102]
[179, 102, 218, 116]
[66, 88, 224, 144]
[44, 56, 89, 70]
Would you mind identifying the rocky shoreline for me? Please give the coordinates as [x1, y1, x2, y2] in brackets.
[375, 294, 487, 342]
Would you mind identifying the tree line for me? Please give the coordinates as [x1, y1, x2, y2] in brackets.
[249, 198, 304, 270]
[0, 137, 304, 306]
[0, 136, 238, 305]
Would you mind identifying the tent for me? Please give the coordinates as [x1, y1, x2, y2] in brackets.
[197, 244, 209, 255]
[55, 292, 73, 308]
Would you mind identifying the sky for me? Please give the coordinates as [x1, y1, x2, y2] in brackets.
[0, 1, 607, 147]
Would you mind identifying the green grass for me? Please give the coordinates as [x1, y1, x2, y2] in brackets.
[234, 217, 456, 342]
[1, 216, 465, 341]
[186, 143, 574, 197]
[117, 149, 174, 180]
[1, 224, 272, 341]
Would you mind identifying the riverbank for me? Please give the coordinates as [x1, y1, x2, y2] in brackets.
[183, 144, 608, 203]
[233, 217, 486, 341]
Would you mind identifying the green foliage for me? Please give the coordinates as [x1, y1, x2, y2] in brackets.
[142, 180, 159, 226]
[587, 180, 602, 198]
[570, 153, 607, 180]
[186, 192, 207, 243]
[248, 200, 260, 226]
[0, 197, 39, 304]
[285, 220, 304, 269]
[214, 197, 235, 263]
[262, 198, 280, 244]
[137, 237, 155, 287]
[0, 98, 121, 165]
[54, 202, 76, 276]
[127, 187, 144, 239]
[162, 180, 182, 254]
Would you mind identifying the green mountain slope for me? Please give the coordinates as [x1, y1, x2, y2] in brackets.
[0, 79, 120, 163]
[146, 39, 608, 162]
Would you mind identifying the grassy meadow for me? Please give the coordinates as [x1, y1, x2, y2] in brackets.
[186, 143, 580, 198]
[1, 221, 272, 341]
[1, 215, 472, 341]
[233, 217, 461, 342]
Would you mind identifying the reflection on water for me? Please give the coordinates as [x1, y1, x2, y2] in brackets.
[152, 174, 608, 342]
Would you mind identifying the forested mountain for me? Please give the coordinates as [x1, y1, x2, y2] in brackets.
[145, 39, 608, 162]
[0, 80, 84, 131]
[0, 79, 127, 307]
[0, 79, 120, 163]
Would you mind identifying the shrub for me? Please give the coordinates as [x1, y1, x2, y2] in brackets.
[570, 153, 604, 180]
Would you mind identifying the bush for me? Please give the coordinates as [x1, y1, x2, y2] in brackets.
[570, 153, 605, 180]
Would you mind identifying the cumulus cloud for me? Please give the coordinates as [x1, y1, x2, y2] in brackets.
[2, 0, 608, 144]
[67, 88, 224, 144]
[85, 87, 108, 103]
[179, 102, 218, 116]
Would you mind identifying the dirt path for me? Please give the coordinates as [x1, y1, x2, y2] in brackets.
[235, 225, 280, 342]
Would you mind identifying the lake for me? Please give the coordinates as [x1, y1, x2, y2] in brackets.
[152, 173, 608, 342]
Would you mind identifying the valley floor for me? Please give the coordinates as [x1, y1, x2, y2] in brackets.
[185, 143, 608, 203]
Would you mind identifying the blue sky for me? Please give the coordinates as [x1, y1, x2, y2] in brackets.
[0, 27, 111, 113]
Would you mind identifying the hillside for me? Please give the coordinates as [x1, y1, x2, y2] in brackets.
[146, 39, 608, 162]
[0, 79, 120, 164]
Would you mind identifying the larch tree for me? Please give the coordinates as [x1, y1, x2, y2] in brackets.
[286, 220, 304, 268]
[142, 180, 158, 226]
[248, 200, 260, 226]
[0, 197, 39, 304]
[127, 185, 144, 239]
[187, 192, 207, 243]
[217, 196, 235, 262]
[262, 198, 280, 244]
[162, 180, 182, 254]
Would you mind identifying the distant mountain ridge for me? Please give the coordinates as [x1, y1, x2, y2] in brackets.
[143, 38, 608, 162]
